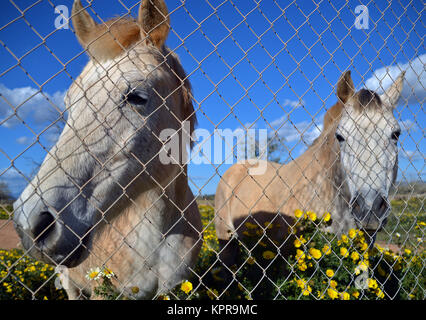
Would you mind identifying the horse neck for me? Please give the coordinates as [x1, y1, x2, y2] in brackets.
[290, 127, 347, 215]
[312, 129, 354, 234]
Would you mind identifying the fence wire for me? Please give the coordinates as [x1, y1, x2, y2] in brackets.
[0, 0, 424, 300]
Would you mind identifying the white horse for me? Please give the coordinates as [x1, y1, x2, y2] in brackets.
[214, 70, 404, 269]
[13, 0, 201, 299]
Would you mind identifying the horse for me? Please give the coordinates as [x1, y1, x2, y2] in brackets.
[214, 70, 405, 270]
[13, 0, 202, 299]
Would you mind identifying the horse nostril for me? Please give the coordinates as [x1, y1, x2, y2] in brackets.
[372, 195, 388, 217]
[350, 194, 365, 220]
[31, 211, 56, 242]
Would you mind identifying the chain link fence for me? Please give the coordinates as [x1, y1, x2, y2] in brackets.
[0, 0, 424, 300]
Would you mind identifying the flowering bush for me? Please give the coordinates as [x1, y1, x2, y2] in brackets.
[172, 206, 425, 300]
[0, 249, 66, 300]
[276, 210, 425, 300]
[0, 204, 423, 300]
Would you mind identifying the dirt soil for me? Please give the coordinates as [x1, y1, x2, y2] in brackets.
[0, 221, 21, 250]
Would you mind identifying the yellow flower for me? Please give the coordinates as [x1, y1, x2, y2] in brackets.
[322, 245, 331, 255]
[259, 241, 267, 247]
[340, 292, 350, 300]
[245, 222, 258, 229]
[85, 267, 101, 281]
[295, 279, 311, 296]
[262, 250, 276, 260]
[131, 286, 140, 294]
[264, 221, 273, 229]
[330, 280, 337, 288]
[302, 285, 312, 296]
[376, 288, 385, 299]
[298, 262, 308, 271]
[351, 251, 360, 262]
[404, 249, 411, 255]
[247, 256, 256, 265]
[307, 211, 317, 222]
[322, 212, 331, 222]
[355, 260, 369, 275]
[348, 229, 357, 239]
[352, 291, 360, 299]
[327, 288, 339, 299]
[294, 238, 302, 248]
[294, 209, 304, 219]
[207, 289, 219, 300]
[295, 279, 306, 289]
[296, 249, 306, 260]
[326, 269, 334, 278]
[309, 248, 322, 260]
[101, 267, 115, 279]
[341, 234, 349, 244]
[340, 247, 349, 258]
[367, 278, 378, 290]
[180, 280, 193, 294]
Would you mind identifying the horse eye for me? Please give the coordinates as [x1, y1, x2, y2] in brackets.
[335, 133, 345, 143]
[125, 92, 148, 106]
[391, 130, 401, 141]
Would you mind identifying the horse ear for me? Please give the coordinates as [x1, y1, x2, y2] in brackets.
[336, 70, 355, 104]
[138, 0, 170, 48]
[380, 71, 405, 108]
[71, 0, 97, 48]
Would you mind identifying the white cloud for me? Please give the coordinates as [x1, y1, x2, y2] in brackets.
[282, 98, 305, 108]
[0, 83, 66, 128]
[365, 54, 425, 105]
[16, 136, 31, 144]
[269, 113, 324, 145]
[400, 149, 423, 162]
[399, 118, 420, 133]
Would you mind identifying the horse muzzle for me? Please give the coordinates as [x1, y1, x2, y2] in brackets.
[13, 200, 92, 268]
[350, 191, 390, 232]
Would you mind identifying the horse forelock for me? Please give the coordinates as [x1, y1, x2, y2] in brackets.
[353, 89, 382, 112]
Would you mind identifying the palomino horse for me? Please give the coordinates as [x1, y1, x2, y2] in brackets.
[13, 0, 201, 299]
[215, 70, 404, 269]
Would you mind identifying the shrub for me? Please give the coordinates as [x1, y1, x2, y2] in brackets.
[174, 206, 425, 300]
[0, 249, 67, 300]
[1, 204, 423, 300]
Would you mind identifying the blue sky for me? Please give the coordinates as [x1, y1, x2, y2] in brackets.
[0, 0, 424, 198]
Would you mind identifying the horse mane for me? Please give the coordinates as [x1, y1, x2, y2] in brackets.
[82, 17, 197, 141]
[310, 102, 343, 147]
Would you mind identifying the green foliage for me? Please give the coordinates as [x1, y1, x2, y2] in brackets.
[0, 249, 67, 300]
[0, 205, 13, 220]
[0, 203, 423, 300]
[377, 197, 425, 244]
[172, 206, 425, 300]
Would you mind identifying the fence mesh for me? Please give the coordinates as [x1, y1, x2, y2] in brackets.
[0, 0, 424, 300]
